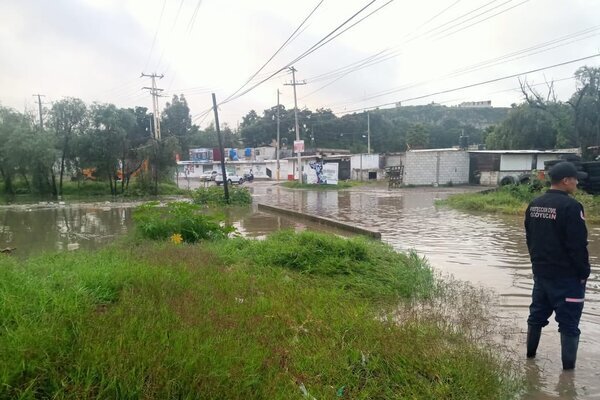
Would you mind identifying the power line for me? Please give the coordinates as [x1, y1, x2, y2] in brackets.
[186, 0, 203, 33]
[302, 0, 527, 95]
[323, 25, 600, 109]
[221, 0, 324, 104]
[415, 0, 502, 40]
[334, 53, 600, 115]
[221, 0, 389, 106]
[155, 0, 186, 72]
[143, 0, 168, 71]
[429, 0, 530, 41]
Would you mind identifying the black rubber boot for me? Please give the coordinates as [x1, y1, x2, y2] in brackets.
[526, 326, 542, 358]
[561, 333, 579, 370]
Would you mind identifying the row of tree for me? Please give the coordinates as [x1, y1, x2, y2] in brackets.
[485, 66, 600, 156]
[0, 95, 234, 196]
[2, 66, 599, 195]
[238, 66, 600, 156]
[238, 105, 486, 153]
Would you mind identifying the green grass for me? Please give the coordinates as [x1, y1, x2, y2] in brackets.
[192, 186, 252, 206]
[281, 181, 356, 190]
[0, 179, 190, 203]
[439, 184, 600, 223]
[133, 201, 236, 243]
[0, 230, 521, 399]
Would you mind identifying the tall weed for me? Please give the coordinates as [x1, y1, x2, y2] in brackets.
[133, 201, 235, 243]
[192, 186, 252, 206]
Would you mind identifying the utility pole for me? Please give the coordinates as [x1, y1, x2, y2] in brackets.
[212, 93, 230, 203]
[367, 111, 371, 154]
[32, 94, 45, 130]
[141, 73, 164, 140]
[276, 89, 281, 181]
[285, 66, 306, 181]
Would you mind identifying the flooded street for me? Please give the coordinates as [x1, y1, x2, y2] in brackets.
[247, 182, 600, 400]
[2, 181, 599, 398]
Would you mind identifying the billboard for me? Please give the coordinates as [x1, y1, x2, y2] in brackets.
[306, 161, 338, 185]
[323, 163, 338, 185]
[294, 140, 304, 154]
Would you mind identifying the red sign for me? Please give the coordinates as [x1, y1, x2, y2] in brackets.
[294, 140, 304, 154]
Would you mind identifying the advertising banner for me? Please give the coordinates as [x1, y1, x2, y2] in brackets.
[293, 140, 304, 154]
[322, 163, 339, 185]
[307, 161, 338, 185]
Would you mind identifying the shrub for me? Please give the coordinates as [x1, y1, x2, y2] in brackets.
[216, 230, 434, 300]
[133, 201, 236, 243]
[192, 186, 252, 206]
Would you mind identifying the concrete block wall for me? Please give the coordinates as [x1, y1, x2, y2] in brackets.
[405, 150, 469, 185]
[438, 151, 470, 185]
[352, 169, 385, 181]
[384, 154, 406, 168]
[350, 154, 380, 170]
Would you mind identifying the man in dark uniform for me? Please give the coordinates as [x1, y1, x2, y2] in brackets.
[525, 161, 590, 370]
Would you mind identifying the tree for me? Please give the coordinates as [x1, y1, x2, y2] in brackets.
[48, 98, 87, 196]
[79, 104, 136, 195]
[0, 107, 32, 194]
[569, 66, 600, 158]
[406, 124, 429, 149]
[161, 95, 193, 157]
[119, 107, 152, 191]
[240, 109, 276, 147]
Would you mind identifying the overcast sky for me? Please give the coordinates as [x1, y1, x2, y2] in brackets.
[1, 0, 600, 128]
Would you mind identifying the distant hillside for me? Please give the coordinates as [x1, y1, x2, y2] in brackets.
[378, 105, 511, 129]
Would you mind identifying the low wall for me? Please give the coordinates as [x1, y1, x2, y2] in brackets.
[257, 204, 381, 239]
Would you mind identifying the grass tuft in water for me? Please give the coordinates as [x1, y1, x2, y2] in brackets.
[191, 185, 252, 206]
[133, 201, 236, 243]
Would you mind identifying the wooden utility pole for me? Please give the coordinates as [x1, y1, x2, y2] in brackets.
[32, 94, 45, 130]
[276, 89, 280, 181]
[141, 73, 164, 140]
[285, 66, 306, 181]
[212, 93, 230, 203]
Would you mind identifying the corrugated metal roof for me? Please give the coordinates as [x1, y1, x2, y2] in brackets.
[468, 148, 579, 155]
[408, 148, 463, 153]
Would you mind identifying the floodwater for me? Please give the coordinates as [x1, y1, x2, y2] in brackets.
[246, 182, 600, 400]
[0, 197, 347, 258]
[1, 181, 599, 399]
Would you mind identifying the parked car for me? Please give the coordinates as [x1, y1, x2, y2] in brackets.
[199, 171, 218, 181]
[215, 173, 244, 185]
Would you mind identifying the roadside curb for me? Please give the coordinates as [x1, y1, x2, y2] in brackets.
[257, 203, 382, 239]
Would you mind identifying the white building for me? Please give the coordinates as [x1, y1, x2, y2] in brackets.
[468, 149, 580, 186]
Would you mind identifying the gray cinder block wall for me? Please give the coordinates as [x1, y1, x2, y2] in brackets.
[404, 150, 469, 185]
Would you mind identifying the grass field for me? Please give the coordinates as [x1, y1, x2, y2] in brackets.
[0, 230, 521, 399]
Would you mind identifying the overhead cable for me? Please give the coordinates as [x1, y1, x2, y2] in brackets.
[334, 53, 600, 115]
[220, 0, 325, 104]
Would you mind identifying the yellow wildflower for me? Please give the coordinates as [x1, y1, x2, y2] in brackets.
[170, 233, 183, 244]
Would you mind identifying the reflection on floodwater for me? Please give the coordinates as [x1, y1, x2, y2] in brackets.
[1, 182, 599, 398]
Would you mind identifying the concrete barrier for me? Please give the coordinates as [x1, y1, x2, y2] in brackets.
[257, 203, 381, 239]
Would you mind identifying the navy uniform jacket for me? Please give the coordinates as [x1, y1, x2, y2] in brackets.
[525, 189, 590, 280]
